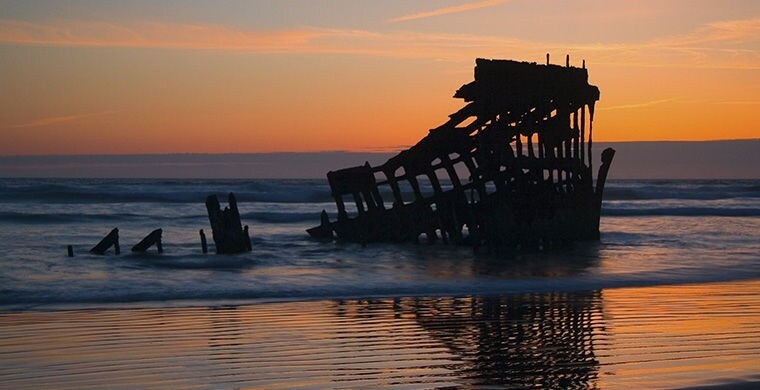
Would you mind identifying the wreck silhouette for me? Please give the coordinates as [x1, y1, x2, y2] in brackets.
[309, 56, 615, 249]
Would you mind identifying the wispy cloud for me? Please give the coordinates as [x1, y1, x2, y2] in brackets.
[388, 0, 510, 23]
[0, 18, 527, 58]
[11, 110, 114, 128]
[601, 97, 760, 111]
[653, 17, 760, 46]
[0, 17, 757, 69]
[0, 19, 324, 51]
[600, 98, 677, 111]
[711, 100, 760, 105]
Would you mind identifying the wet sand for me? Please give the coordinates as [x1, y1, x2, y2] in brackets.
[1, 280, 758, 389]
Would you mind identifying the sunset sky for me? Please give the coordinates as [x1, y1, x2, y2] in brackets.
[1, 0, 758, 155]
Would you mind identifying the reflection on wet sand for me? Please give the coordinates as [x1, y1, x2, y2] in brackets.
[336, 292, 602, 388]
[0, 281, 758, 389]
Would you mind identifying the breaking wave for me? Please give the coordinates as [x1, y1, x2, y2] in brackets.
[603, 206, 760, 217]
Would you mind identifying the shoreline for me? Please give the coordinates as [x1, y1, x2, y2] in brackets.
[4, 271, 759, 313]
[2, 279, 758, 389]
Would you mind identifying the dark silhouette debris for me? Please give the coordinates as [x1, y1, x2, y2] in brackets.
[308, 57, 615, 250]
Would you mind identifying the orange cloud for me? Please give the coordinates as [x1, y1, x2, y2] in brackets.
[387, 0, 510, 23]
[0, 17, 756, 69]
[0, 19, 323, 51]
[655, 17, 760, 45]
[10, 110, 115, 129]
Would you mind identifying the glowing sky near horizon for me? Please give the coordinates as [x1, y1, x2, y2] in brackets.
[0, 0, 758, 155]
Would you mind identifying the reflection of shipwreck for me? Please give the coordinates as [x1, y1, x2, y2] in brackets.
[401, 293, 601, 387]
[309, 57, 615, 249]
[330, 292, 602, 388]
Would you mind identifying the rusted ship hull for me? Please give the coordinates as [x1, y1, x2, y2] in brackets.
[309, 58, 615, 249]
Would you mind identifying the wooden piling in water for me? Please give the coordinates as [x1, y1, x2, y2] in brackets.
[205, 193, 251, 254]
[131, 229, 163, 253]
[200, 229, 208, 254]
[90, 228, 119, 255]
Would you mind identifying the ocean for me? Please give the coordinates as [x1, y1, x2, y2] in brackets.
[1, 178, 759, 388]
[1, 178, 758, 309]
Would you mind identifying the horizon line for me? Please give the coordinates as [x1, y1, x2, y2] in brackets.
[0, 138, 758, 159]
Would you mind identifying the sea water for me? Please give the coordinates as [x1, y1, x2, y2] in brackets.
[0, 178, 758, 310]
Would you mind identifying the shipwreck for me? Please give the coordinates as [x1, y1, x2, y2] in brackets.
[308, 56, 615, 250]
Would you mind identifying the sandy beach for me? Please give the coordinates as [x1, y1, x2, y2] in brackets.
[1, 279, 758, 389]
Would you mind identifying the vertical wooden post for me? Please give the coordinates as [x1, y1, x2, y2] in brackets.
[306, 210, 335, 240]
[527, 133, 535, 158]
[362, 190, 377, 210]
[428, 170, 443, 195]
[386, 168, 404, 206]
[538, 132, 545, 159]
[573, 109, 580, 160]
[559, 94, 570, 187]
[205, 193, 251, 254]
[335, 195, 348, 220]
[370, 186, 385, 210]
[244, 226, 252, 251]
[443, 155, 462, 189]
[352, 192, 365, 215]
[516, 134, 523, 159]
[595, 148, 616, 201]
[588, 104, 595, 173]
[200, 229, 208, 254]
[361, 163, 377, 211]
[580, 104, 586, 166]
[409, 175, 424, 201]
[67, 245, 74, 257]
